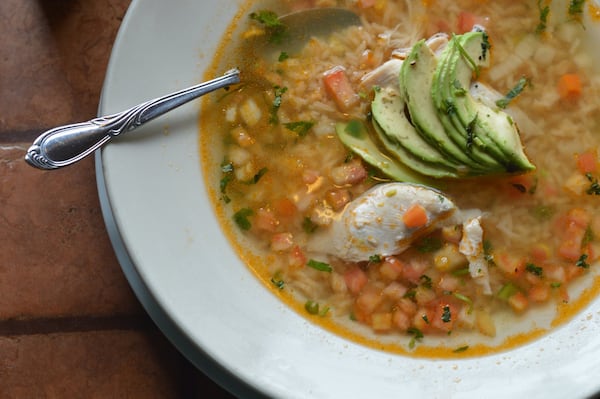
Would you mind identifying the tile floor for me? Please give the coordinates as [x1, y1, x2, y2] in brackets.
[1, 0, 235, 397]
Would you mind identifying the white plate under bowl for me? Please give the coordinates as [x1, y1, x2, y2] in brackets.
[96, 0, 600, 398]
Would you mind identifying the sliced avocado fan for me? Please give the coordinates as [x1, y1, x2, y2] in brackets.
[335, 30, 534, 183]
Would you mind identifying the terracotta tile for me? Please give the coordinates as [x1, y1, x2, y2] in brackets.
[0, 144, 141, 319]
[0, 330, 183, 398]
[0, 0, 130, 134]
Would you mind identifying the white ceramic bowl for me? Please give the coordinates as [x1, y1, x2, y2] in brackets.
[97, 1, 600, 398]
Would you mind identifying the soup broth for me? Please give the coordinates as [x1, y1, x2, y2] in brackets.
[200, 0, 600, 357]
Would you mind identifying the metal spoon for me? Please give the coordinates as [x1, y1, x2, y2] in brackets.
[25, 8, 360, 170]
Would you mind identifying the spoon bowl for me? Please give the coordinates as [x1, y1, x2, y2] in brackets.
[25, 8, 360, 170]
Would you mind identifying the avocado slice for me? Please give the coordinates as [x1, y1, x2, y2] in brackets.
[372, 118, 459, 179]
[448, 32, 535, 172]
[400, 40, 491, 174]
[431, 35, 506, 171]
[371, 85, 461, 172]
[335, 120, 435, 185]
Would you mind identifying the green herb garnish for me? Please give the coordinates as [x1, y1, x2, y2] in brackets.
[526, 262, 543, 276]
[369, 254, 383, 263]
[302, 217, 318, 234]
[453, 292, 474, 313]
[307, 259, 333, 273]
[420, 275, 433, 289]
[305, 300, 320, 315]
[283, 121, 314, 137]
[536, 0, 551, 34]
[585, 173, 600, 195]
[533, 204, 555, 221]
[278, 51, 289, 62]
[417, 236, 443, 253]
[233, 208, 254, 231]
[496, 76, 530, 109]
[269, 85, 288, 124]
[441, 305, 452, 323]
[220, 161, 234, 203]
[569, 0, 586, 17]
[576, 253, 590, 269]
[407, 327, 424, 349]
[453, 345, 469, 353]
[498, 282, 519, 300]
[271, 272, 285, 290]
[249, 10, 287, 43]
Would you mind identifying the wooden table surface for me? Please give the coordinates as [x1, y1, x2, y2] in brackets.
[1, 0, 235, 397]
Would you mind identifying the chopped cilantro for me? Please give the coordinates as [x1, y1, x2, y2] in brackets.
[407, 327, 424, 349]
[526, 262, 543, 276]
[302, 217, 318, 234]
[271, 272, 285, 290]
[283, 121, 314, 137]
[441, 305, 452, 323]
[417, 236, 443, 253]
[420, 275, 433, 289]
[453, 345, 469, 353]
[576, 254, 590, 269]
[466, 115, 478, 151]
[369, 254, 383, 263]
[278, 51, 289, 62]
[249, 10, 287, 44]
[496, 76, 530, 109]
[582, 226, 595, 247]
[568, 0, 586, 17]
[269, 85, 287, 124]
[536, 0, 550, 34]
[233, 208, 253, 231]
[307, 259, 333, 273]
[551, 282, 562, 288]
[220, 161, 234, 203]
[585, 173, 600, 195]
[422, 314, 430, 324]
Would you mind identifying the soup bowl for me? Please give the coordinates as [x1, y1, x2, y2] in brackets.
[97, 0, 600, 397]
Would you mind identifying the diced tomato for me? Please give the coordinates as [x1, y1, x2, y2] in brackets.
[392, 309, 411, 331]
[566, 207, 590, 228]
[430, 299, 459, 332]
[528, 285, 550, 303]
[273, 197, 297, 219]
[379, 256, 405, 280]
[557, 73, 582, 100]
[323, 66, 359, 111]
[356, 289, 382, 314]
[270, 232, 294, 251]
[530, 244, 551, 264]
[508, 291, 529, 312]
[402, 204, 429, 229]
[254, 207, 279, 232]
[496, 253, 526, 277]
[401, 258, 429, 284]
[288, 245, 307, 269]
[577, 150, 598, 174]
[344, 266, 369, 295]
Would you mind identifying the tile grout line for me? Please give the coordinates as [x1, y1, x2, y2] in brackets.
[0, 314, 156, 337]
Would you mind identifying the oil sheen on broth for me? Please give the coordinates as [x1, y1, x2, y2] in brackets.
[200, 0, 600, 357]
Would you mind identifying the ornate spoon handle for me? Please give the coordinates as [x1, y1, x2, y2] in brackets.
[25, 68, 240, 170]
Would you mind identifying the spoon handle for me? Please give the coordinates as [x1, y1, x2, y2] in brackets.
[25, 68, 240, 170]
